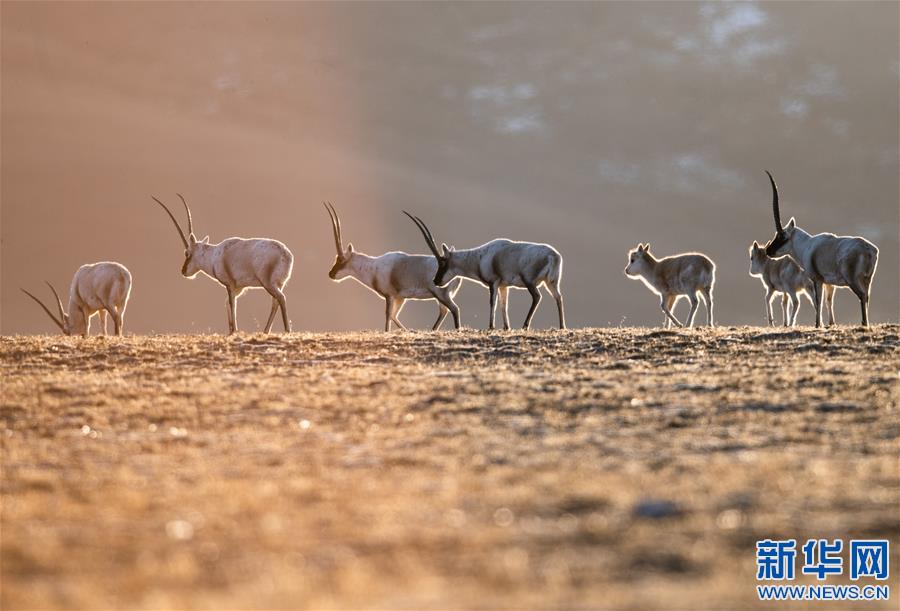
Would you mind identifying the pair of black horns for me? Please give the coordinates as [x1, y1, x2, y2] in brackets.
[152, 194, 194, 249]
[21, 281, 66, 332]
[323, 201, 343, 255]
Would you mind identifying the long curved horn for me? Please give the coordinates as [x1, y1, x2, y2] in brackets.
[323, 202, 343, 254]
[322, 202, 344, 257]
[152, 196, 189, 249]
[327, 201, 343, 247]
[176, 193, 194, 237]
[45, 281, 66, 321]
[21, 288, 65, 332]
[765, 170, 783, 234]
[403, 211, 441, 258]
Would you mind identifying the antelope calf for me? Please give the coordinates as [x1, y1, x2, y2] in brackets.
[22, 262, 132, 337]
[405, 212, 566, 330]
[324, 203, 462, 331]
[748, 241, 834, 326]
[762, 171, 878, 327]
[624, 243, 715, 328]
[153, 194, 293, 334]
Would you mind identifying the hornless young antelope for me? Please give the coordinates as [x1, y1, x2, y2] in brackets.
[21, 262, 132, 337]
[762, 171, 879, 327]
[153, 194, 293, 334]
[324, 203, 462, 331]
[748, 240, 834, 327]
[624, 244, 715, 328]
[405, 212, 566, 330]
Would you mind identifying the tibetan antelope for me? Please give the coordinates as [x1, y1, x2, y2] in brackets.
[153, 194, 293, 334]
[324, 203, 461, 331]
[624, 244, 715, 328]
[405, 212, 566, 330]
[21, 262, 132, 337]
[762, 171, 878, 327]
[748, 240, 835, 327]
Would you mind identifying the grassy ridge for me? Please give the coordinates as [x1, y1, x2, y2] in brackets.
[1, 326, 898, 609]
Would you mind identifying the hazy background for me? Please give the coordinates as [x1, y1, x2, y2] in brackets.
[2, 1, 897, 334]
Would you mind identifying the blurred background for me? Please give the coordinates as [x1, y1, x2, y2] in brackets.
[2, 1, 897, 334]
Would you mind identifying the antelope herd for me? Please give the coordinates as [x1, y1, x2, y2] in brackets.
[21, 172, 880, 335]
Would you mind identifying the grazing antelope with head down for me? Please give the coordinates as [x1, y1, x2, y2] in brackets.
[748, 240, 835, 327]
[325, 203, 461, 331]
[624, 244, 715, 328]
[22, 262, 132, 337]
[153, 194, 293, 334]
[762, 171, 878, 327]
[405, 212, 566, 330]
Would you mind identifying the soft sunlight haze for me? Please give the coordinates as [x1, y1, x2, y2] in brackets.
[2, 2, 897, 333]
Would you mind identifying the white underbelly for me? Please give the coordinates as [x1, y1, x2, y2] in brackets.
[398, 288, 435, 299]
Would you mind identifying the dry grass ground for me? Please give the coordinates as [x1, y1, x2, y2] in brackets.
[1, 326, 898, 610]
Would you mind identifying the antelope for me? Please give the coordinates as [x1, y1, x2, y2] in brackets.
[405, 212, 566, 330]
[153, 194, 293, 334]
[748, 241, 836, 327]
[21, 262, 132, 337]
[624, 243, 715, 328]
[762, 171, 879, 327]
[324, 203, 461, 331]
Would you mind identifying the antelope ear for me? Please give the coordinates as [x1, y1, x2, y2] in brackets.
[201, 235, 209, 244]
[441, 242, 451, 256]
[752, 240, 759, 248]
[644, 243, 651, 252]
[346, 242, 354, 253]
[189, 234, 197, 244]
[786, 217, 796, 230]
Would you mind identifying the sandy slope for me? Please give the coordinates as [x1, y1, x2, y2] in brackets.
[1, 326, 898, 609]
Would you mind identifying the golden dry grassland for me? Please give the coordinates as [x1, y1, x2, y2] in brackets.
[2, 326, 899, 609]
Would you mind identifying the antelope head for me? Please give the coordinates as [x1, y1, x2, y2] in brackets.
[624, 243, 652, 277]
[748, 240, 767, 276]
[324, 202, 354, 280]
[404, 211, 455, 286]
[763, 171, 796, 257]
[152, 194, 209, 278]
[21, 282, 73, 335]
